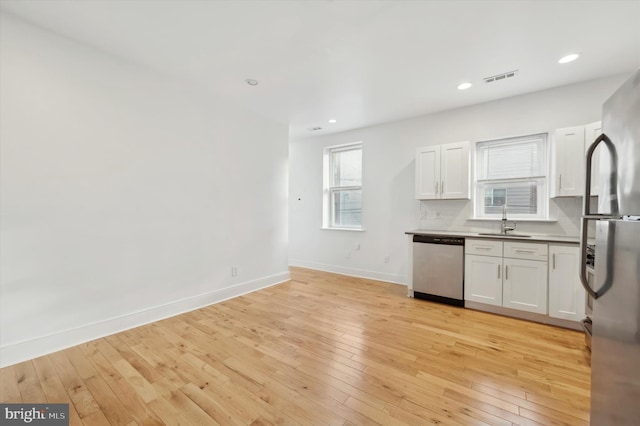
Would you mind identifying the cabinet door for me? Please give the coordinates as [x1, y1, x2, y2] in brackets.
[553, 126, 585, 197]
[441, 141, 470, 199]
[415, 146, 440, 199]
[502, 258, 548, 314]
[584, 121, 604, 197]
[464, 254, 502, 306]
[549, 245, 585, 320]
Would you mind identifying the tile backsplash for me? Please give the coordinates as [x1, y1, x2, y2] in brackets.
[419, 197, 597, 237]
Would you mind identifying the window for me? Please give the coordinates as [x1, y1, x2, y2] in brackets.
[475, 133, 548, 219]
[323, 143, 362, 229]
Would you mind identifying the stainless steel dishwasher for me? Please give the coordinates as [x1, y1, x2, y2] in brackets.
[412, 235, 464, 307]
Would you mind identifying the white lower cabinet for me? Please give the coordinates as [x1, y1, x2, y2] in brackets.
[465, 254, 502, 306]
[548, 244, 585, 321]
[502, 258, 548, 314]
[465, 239, 548, 314]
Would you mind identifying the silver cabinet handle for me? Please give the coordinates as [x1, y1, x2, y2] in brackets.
[435, 181, 439, 195]
[514, 249, 535, 254]
[559, 174, 562, 190]
[497, 264, 501, 279]
[552, 253, 556, 270]
[475, 246, 492, 250]
[505, 265, 508, 280]
[441, 181, 444, 194]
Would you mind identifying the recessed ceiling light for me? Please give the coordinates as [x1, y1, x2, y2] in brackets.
[457, 82, 472, 90]
[328, 119, 337, 123]
[558, 53, 580, 64]
[245, 78, 259, 86]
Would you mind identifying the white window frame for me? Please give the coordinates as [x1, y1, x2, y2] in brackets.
[474, 133, 549, 220]
[322, 142, 363, 230]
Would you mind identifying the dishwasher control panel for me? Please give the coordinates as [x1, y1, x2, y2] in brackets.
[413, 235, 464, 245]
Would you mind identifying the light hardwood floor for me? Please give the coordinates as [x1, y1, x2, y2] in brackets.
[1, 267, 590, 425]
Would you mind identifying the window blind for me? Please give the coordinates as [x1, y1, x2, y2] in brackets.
[477, 134, 546, 181]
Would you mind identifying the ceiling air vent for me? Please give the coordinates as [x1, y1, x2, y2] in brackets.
[308, 127, 323, 132]
[484, 70, 518, 84]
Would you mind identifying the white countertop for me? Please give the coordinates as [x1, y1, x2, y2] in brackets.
[405, 229, 582, 244]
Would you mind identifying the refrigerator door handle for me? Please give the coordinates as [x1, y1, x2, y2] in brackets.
[584, 132, 620, 216]
[583, 133, 613, 214]
[579, 133, 620, 300]
[580, 219, 617, 300]
[579, 217, 599, 299]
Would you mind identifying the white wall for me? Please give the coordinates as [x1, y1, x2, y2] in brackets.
[289, 73, 628, 285]
[0, 14, 289, 367]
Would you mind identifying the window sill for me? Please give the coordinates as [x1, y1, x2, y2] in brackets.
[468, 218, 557, 223]
[321, 227, 365, 232]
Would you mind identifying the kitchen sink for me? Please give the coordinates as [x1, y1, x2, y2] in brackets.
[477, 233, 532, 238]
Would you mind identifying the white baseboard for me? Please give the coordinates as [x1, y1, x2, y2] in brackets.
[0, 271, 290, 368]
[289, 258, 407, 285]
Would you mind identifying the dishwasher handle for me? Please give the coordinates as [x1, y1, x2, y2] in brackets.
[412, 235, 464, 245]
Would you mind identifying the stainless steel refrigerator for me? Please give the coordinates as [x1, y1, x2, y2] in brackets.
[580, 69, 640, 425]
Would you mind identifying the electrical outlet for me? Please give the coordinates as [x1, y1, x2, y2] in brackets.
[231, 266, 238, 277]
[354, 243, 360, 251]
[384, 255, 390, 263]
[346, 251, 351, 259]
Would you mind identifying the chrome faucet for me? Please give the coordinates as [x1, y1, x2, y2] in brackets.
[501, 204, 516, 234]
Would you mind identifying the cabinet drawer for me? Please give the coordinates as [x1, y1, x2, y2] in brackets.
[465, 239, 502, 257]
[504, 241, 548, 261]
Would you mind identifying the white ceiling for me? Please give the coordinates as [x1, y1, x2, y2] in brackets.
[2, 0, 639, 139]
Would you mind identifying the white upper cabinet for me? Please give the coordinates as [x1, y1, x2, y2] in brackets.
[584, 121, 603, 197]
[552, 126, 585, 197]
[552, 121, 607, 198]
[441, 142, 470, 199]
[415, 146, 440, 199]
[415, 141, 469, 200]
